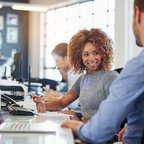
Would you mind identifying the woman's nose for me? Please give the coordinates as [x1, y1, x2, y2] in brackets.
[88, 54, 95, 60]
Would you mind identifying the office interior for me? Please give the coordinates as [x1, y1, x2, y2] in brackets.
[29, 0, 141, 79]
[0, 0, 140, 89]
[0, 1, 141, 144]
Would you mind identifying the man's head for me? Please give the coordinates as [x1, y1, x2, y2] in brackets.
[133, 0, 144, 47]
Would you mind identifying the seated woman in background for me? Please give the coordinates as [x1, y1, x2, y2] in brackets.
[43, 43, 81, 111]
[33, 28, 118, 121]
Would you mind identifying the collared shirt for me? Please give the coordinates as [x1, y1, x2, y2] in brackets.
[77, 49, 144, 144]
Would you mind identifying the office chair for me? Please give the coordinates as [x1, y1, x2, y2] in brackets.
[29, 78, 58, 90]
[114, 68, 123, 74]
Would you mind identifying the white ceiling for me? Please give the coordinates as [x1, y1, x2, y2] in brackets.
[0, 0, 89, 11]
[29, 0, 88, 6]
[30, 0, 68, 5]
[29, 0, 89, 10]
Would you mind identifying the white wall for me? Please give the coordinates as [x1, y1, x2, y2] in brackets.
[28, 12, 41, 78]
[28, 0, 142, 77]
[114, 0, 128, 68]
[114, 0, 142, 69]
[28, 0, 89, 78]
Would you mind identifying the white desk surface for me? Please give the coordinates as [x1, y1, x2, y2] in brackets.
[0, 100, 75, 144]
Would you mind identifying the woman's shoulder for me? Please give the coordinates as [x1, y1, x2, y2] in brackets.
[106, 70, 119, 74]
[78, 73, 87, 78]
[104, 70, 119, 79]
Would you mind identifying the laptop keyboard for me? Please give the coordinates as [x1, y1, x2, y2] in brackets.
[3, 122, 30, 130]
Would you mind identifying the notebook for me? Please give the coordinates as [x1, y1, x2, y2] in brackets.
[0, 121, 59, 133]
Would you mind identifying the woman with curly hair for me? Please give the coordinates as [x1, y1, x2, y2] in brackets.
[33, 28, 118, 121]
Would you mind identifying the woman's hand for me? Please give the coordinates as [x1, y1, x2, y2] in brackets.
[33, 96, 47, 113]
[61, 120, 84, 135]
[43, 88, 62, 102]
[61, 110, 80, 120]
[33, 95, 42, 103]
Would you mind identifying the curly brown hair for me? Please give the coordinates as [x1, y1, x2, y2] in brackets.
[68, 28, 114, 73]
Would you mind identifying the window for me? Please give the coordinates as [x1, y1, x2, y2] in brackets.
[44, 0, 115, 81]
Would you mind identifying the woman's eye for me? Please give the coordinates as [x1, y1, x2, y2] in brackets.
[83, 53, 89, 56]
[94, 51, 99, 55]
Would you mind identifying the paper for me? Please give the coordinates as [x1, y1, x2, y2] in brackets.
[37, 111, 72, 117]
[16, 100, 36, 111]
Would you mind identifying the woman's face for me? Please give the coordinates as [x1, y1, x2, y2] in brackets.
[52, 54, 69, 72]
[82, 42, 102, 74]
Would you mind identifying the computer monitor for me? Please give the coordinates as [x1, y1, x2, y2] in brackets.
[11, 52, 22, 81]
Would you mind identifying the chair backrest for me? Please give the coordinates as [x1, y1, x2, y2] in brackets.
[39, 78, 58, 90]
[114, 68, 123, 74]
[30, 78, 58, 90]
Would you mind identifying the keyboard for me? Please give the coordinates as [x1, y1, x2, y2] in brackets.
[7, 105, 35, 116]
[0, 122, 58, 133]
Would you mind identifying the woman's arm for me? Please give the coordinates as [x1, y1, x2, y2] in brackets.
[43, 89, 62, 102]
[33, 89, 78, 113]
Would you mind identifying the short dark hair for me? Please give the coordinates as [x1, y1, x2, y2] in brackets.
[134, 0, 144, 12]
[51, 43, 68, 57]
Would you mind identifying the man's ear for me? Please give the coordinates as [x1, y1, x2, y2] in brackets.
[135, 6, 142, 23]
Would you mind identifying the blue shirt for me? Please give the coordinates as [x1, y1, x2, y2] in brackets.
[77, 49, 144, 144]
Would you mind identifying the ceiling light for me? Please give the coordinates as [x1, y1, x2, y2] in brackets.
[12, 4, 48, 12]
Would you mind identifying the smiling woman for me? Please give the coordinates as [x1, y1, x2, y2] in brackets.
[66, 28, 118, 119]
[81, 42, 102, 74]
[33, 28, 118, 121]
[69, 28, 113, 74]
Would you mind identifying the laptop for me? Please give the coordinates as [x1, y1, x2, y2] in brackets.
[0, 121, 59, 133]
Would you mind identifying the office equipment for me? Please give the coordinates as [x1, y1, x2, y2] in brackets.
[0, 79, 27, 101]
[7, 104, 35, 116]
[1, 94, 35, 116]
[1, 93, 18, 108]
[0, 102, 75, 144]
[0, 122, 59, 133]
[0, 127, 74, 144]
[11, 52, 22, 81]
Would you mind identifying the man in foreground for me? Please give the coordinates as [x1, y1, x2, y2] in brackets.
[61, 0, 144, 143]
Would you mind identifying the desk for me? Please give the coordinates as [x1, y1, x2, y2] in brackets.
[0, 100, 75, 144]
